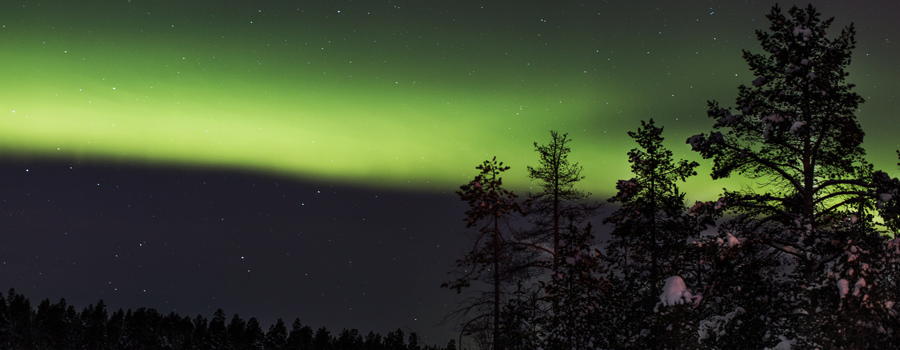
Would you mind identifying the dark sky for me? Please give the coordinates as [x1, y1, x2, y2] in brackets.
[1, 160, 475, 344]
[1, 0, 898, 345]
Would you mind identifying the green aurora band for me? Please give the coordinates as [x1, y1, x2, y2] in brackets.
[2, 1, 897, 200]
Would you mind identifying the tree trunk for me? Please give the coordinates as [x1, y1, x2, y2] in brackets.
[553, 155, 560, 271]
[493, 217, 501, 350]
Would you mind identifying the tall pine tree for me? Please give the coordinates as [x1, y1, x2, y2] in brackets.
[525, 131, 595, 270]
[687, 4, 900, 349]
[602, 119, 712, 349]
[443, 157, 525, 350]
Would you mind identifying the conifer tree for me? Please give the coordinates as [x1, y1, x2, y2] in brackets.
[334, 328, 361, 350]
[266, 318, 289, 350]
[209, 309, 228, 350]
[443, 157, 525, 350]
[178, 314, 195, 349]
[0, 292, 9, 350]
[80, 301, 109, 350]
[525, 131, 595, 270]
[245, 317, 266, 350]
[384, 328, 406, 350]
[313, 326, 333, 350]
[603, 119, 712, 349]
[193, 314, 210, 348]
[497, 281, 542, 350]
[364, 331, 384, 350]
[407, 332, 421, 350]
[107, 309, 126, 349]
[227, 313, 247, 350]
[287, 319, 314, 350]
[540, 222, 609, 350]
[687, 4, 900, 349]
[444, 339, 457, 350]
[6, 289, 34, 348]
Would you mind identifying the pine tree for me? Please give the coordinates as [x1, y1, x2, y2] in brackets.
[246, 317, 266, 350]
[497, 281, 542, 350]
[209, 309, 229, 350]
[227, 313, 247, 350]
[364, 331, 384, 350]
[540, 222, 609, 350]
[384, 328, 406, 350]
[313, 326, 333, 350]
[444, 339, 457, 350]
[407, 332, 421, 350]
[36, 298, 79, 350]
[443, 157, 525, 350]
[687, 4, 900, 349]
[6, 289, 35, 349]
[336, 328, 362, 350]
[193, 314, 210, 348]
[287, 319, 314, 350]
[602, 119, 711, 349]
[266, 319, 289, 350]
[525, 131, 596, 270]
[80, 301, 109, 350]
[0, 292, 10, 350]
[107, 309, 126, 350]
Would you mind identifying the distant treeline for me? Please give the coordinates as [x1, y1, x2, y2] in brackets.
[0, 288, 457, 350]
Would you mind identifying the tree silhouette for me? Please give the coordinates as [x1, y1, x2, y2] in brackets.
[525, 131, 595, 271]
[227, 313, 247, 350]
[287, 319, 314, 350]
[602, 119, 711, 349]
[313, 326, 332, 350]
[209, 309, 228, 349]
[687, 4, 900, 349]
[384, 328, 405, 350]
[443, 157, 525, 350]
[245, 317, 266, 350]
[540, 222, 608, 350]
[266, 318, 289, 350]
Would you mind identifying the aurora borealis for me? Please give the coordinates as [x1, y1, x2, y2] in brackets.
[2, 0, 899, 344]
[3, 0, 893, 197]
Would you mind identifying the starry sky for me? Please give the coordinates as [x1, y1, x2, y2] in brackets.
[1, 0, 898, 345]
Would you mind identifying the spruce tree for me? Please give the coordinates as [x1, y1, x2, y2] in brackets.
[364, 331, 384, 350]
[603, 119, 711, 349]
[193, 314, 210, 348]
[312, 326, 333, 350]
[540, 222, 608, 350]
[107, 309, 126, 350]
[687, 4, 900, 349]
[266, 318, 289, 350]
[245, 317, 266, 350]
[407, 332, 421, 350]
[6, 289, 34, 349]
[497, 281, 542, 350]
[227, 313, 247, 350]
[384, 328, 406, 350]
[209, 309, 228, 350]
[287, 319, 314, 350]
[80, 301, 109, 350]
[445, 339, 457, 350]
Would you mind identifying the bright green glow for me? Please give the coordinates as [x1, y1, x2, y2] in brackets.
[1, 2, 893, 201]
[1, 42, 625, 192]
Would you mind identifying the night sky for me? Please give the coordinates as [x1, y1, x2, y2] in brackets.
[1, 0, 898, 344]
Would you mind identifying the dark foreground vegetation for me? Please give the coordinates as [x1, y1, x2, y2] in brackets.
[442, 4, 900, 350]
[0, 289, 457, 350]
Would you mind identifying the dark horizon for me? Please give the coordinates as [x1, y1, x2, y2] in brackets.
[0, 159, 484, 343]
